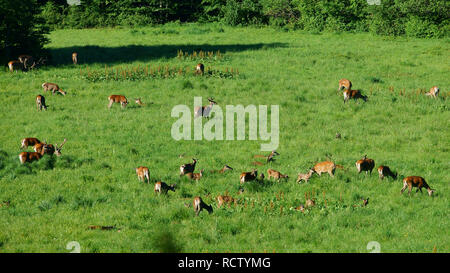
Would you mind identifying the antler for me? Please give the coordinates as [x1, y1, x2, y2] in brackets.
[58, 138, 67, 149]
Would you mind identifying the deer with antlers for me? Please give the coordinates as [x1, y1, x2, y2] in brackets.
[194, 97, 217, 118]
[33, 138, 67, 156]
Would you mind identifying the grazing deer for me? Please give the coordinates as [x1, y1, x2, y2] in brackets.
[135, 166, 150, 183]
[72, 52, 78, 65]
[338, 79, 352, 91]
[217, 194, 236, 208]
[312, 161, 337, 177]
[18, 55, 34, 69]
[267, 169, 289, 181]
[193, 196, 213, 216]
[21, 137, 41, 150]
[355, 155, 375, 174]
[425, 86, 439, 98]
[34, 138, 66, 156]
[42, 82, 66, 96]
[194, 97, 217, 118]
[154, 181, 176, 194]
[180, 158, 197, 176]
[254, 150, 279, 159]
[240, 169, 258, 184]
[401, 176, 435, 196]
[296, 168, 315, 183]
[252, 161, 264, 166]
[133, 98, 145, 106]
[377, 165, 397, 180]
[8, 60, 23, 72]
[211, 165, 233, 173]
[19, 143, 50, 164]
[186, 169, 204, 181]
[196, 63, 204, 75]
[343, 89, 367, 103]
[108, 95, 128, 109]
[36, 95, 47, 111]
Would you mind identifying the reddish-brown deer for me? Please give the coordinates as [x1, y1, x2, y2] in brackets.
[343, 89, 367, 103]
[425, 86, 439, 98]
[240, 169, 258, 184]
[194, 97, 217, 118]
[21, 138, 41, 150]
[193, 196, 213, 216]
[34, 138, 66, 156]
[42, 82, 66, 96]
[154, 181, 176, 194]
[377, 165, 397, 180]
[355, 155, 375, 174]
[36, 95, 47, 111]
[267, 169, 289, 181]
[135, 166, 150, 183]
[312, 161, 337, 177]
[401, 176, 435, 196]
[196, 63, 205, 75]
[19, 143, 52, 164]
[108, 95, 128, 108]
[8, 61, 23, 72]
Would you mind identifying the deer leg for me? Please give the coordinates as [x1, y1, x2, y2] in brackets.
[108, 100, 113, 109]
[401, 184, 407, 194]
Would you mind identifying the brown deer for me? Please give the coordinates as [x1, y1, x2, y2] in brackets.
[34, 138, 66, 156]
[186, 169, 204, 181]
[338, 78, 352, 91]
[311, 161, 337, 177]
[343, 89, 367, 103]
[36, 95, 47, 111]
[21, 137, 41, 150]
[305, 192, 315, 208]
[8, 60, 23, 72]
[18, 54, 34, 69]
[196, 63, 205, 75]
[42, 82, 66, 96]
[133, 98, 145, 106]
[19, 143, 52, 164]
[72, 52, 78, 65]
[401, 176, 435, 196]
[154, 181, 176, 194]
[377, 165, 397, 180]
[217, 194, 236, 208]
[108, 95, 128, 108]
[254, 150, 279, 160]
[296, 168, 315, 183]
[180, 158, 197, 176]
[240, 169, 258, 184]
[267, 169, 289, 181]
[356, 155, 375, 174]
[194, 97, 217, 118]
[193, 196, 213, 216]
[211, 165, 233, 173]
[425, 86, 439, 98]
[135, 166, 150, 183]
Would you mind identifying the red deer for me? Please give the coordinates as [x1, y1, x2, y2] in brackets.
[311, 161, 338, 177]
[343, 89, 367, 103]
[355, 155, 375, 174]
[154, 181, 176, 194]
[19, 143, 51, 164]
[8, 61, 23, 72]
[217, 194, 236, 208]
[135, 166, 150, 183]
[186, 169, 204, 181]
[72, 52, 78, 65]
[34, 139, 66, 156]
[194, 97, 217, 118]
[193, 196, 213, 216]
[180, 158, 197, 176]
[267, 169, 289, 181]
[196, 63, 204, 75]
[42, 82, 66, 96]
[18, 54, 34, 69]
[296, 168, 315, 183]
[240, 169, 258, 184]
[338, 79, 352, 91]
[425, 86, 439, 98]
[108, 95, 128, 109]
[401, 176, 435, 196]
[21, 138, 41, 150]
[377, 165, 397, 180]
[36, 95, 47, 111]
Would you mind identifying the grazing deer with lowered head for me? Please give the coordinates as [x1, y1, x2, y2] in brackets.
[42, 82, 66, 96]
[8, 60, 23, 72]
[135, 166, 150, 183]
[217, 194, 236, 208]
[72, 52, 78, 65]
[196, 63, 204, 75]
[355, 155, 375, 175]
[36, 95, 47, 111]
[296, 168, 315, 183]
[311, 161, 339, 177]
[154, 181, 176, 194]
[240, 169, 258, 184]
[21, 137, 41, 150]
[377, 165, 397, 180]
[133, 98, 146, 106]
[267, 169, 289, 181]
[401, 176, 435, 196]
[108, 95, 128, 109]
[425, 86, 439, 98]
[193, 196, 213, 216]
[338, 78, 352, 91]
[343, 89, 367, 103]
[186, 169, 204, 181]
[180, 158, 197, 176]
[34, 138, 66, 156]
[194, 97, 217, 118]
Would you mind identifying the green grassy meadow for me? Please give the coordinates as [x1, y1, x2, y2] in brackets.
[0, 24, 449, 253]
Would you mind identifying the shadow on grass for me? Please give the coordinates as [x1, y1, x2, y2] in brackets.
[47, 43, 288, 66]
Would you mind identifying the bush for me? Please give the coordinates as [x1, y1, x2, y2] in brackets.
[405, 16, 443, 38]
[222, 0, 266, 26]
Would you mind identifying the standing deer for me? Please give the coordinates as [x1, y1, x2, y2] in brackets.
[18, 55, 34, 69]
[21, 137, 41, 150]
[267, 169, 289, 181]
[108, 95, 128, 109]
[338, 78, 352, 91]
[135, 166, 150, 183]
[34, 138, 66, 156]
[36, 95, 47, 111]
[154, 181, 176, 194]
[311, 161, 338, 177]
[377, 165, 397, 180]
[180, 158, 197, 176]
[8, 60, 23, 72]
[194, 97, 217, 118]
[240, 169, 258, 184]
[425, 86, 439, 98]
[401, 176, 435, 196]
[196, 63, 204, 75]
[72, 52, 78, 65]
[193, 196, 213, 216]
[296, 168, 315, 183]
[42, 82, 66, 96]
[343, 89, 367, 103]
[19, 148, 47, 164]
[185, 169, 204, 181]
[356, 155, 375, 175]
